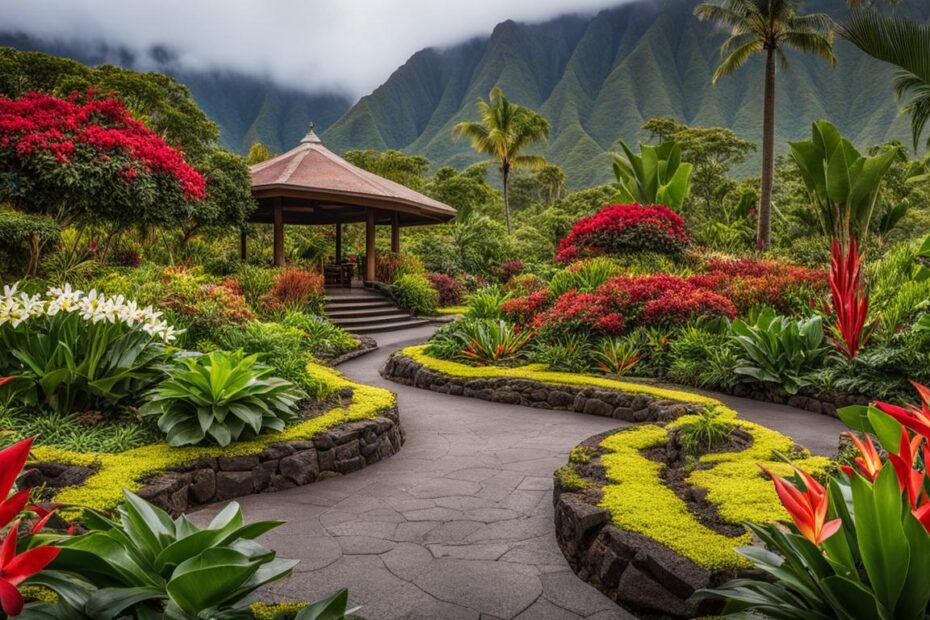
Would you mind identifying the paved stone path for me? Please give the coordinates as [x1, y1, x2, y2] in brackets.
[195, 325, 846, 620]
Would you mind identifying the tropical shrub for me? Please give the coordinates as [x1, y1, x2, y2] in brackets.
[530, 334, 592, 373]
[35, 491, 296, 619]
[612, 141, 693, 211]
[233, 263, 278, 309]
[266, 268, 325, 313]
[549, 257, 622, 298]
[828, 237, 874, 358]
[789, 119, 898, 246]
[555, 203, 691, 263]
[0, 92, 206, 232]
[458, 320, 534, 365]
[493, 259, 524, 284]
[0, 437, 61, 617]
[278, 311, 359, 360]
[688, 256, 827, 315]
[0, 283, 174, 414]
[426, 273, 463, 307]
[591, 338, 640, 376]
[730, 307, 830, 394]
[502, 273, 546, 297]
[376, 251, 423, 284]
[465, 285, 510, 320]
[701, 382, 930, 618]
[667, 326, 740, 389]
[501, 289, 550, 325]
[391, 273, 438, 315]
[141, 350, 304, 447]
[0, 211, 59, 277]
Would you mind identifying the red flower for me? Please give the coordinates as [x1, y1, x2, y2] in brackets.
[875, 382, 930, 442]
[762, 465, 841, 545]
[828, 237, 874, 358]
[0, 522, 59, 616]
[556, 204, 691, 262]
[839, 432, 883, 481]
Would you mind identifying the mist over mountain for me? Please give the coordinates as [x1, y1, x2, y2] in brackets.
[3, 0, 925, 187]
[322, 0, 926, 187]
[0, 32, 353, 155]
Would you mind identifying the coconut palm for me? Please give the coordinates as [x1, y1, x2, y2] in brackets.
[694, 0, 835, 250]
[453, 87, 550, 234]
[840, 10, 930, 152]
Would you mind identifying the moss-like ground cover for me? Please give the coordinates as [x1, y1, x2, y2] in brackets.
[32, 359, 396, 515]
[395, 345, 831, 569]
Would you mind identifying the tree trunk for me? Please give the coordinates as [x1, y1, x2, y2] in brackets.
[502, 163, 512, 234]
[758, 48, 777, 250]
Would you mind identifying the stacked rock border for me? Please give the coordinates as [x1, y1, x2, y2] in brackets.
[382, 352, 696, 423]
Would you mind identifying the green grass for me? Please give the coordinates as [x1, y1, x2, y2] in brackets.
[0, 407, 159, 454]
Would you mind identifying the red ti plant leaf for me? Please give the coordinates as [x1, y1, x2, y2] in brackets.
[828, 236, 875, 358]
[760, 464, 841, 545]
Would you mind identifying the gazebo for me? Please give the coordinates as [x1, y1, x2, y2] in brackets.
[247, 127, 456, 283]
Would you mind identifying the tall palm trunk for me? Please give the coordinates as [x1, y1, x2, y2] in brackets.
[758, 47, 776, 250]
[501, 162, 512, 234]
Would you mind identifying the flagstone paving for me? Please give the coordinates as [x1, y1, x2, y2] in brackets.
[194, 324, 845, 620]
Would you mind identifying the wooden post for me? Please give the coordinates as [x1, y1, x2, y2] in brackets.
[273, 198, 285, 267]
[239, 228, 247, 261]
[335, 223, 342, 263]
[365, 208, 376, 283]
[391, 211, 400, 253]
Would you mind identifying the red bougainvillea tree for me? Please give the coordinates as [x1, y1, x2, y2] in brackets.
[555, 203, 691, 263]
[0, 91, 206, 229]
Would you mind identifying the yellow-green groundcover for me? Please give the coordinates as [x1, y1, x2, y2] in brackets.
[398, 345, 831, 570]
[32, 360, 396, 515]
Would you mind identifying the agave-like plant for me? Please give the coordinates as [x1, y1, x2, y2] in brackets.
[141, 350, 305, 447]
[459, 320, 534, 365]
[591, 338, 641, 376]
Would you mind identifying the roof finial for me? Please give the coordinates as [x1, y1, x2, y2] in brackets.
[301, 121, 321, 144]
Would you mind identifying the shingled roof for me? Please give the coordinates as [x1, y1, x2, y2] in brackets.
[249, 129, 456, 225]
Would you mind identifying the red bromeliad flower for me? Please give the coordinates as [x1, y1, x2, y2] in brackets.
[887, 427, 928, 508]
[875, 382, 930, 441]
[0, 438, 62, 616]
[840, 432, 883, 481]
[761, 465, 841, 545]
[828, 237, 874, 359]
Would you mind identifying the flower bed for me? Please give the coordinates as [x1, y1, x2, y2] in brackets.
[28, 359, 402, 516]
[383, 346, 831, 618]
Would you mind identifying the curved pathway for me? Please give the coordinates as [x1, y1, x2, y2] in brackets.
[196, 325, 845, 620]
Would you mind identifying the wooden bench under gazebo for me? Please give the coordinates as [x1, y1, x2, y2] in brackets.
[247, 126, 456, 286]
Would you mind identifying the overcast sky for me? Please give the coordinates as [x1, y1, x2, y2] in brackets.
[1, 0, 631, 98]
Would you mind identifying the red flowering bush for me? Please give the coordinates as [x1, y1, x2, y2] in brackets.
[502, 289, 551, 324]
[688, 256, 827, 314]
[555, 204, 691, 263]
[427, 273, 463, 307]
[532, 290, 626, 334]
[0, 92, 206, 230]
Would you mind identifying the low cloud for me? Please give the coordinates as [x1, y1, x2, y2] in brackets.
[1, 0, 632, 98]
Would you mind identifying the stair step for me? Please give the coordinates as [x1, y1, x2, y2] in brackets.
[346, 319, 432, 334]
[324, 292, 386, 302]
[327, 307, 403, 319]
[330, 313, 414, 327]
[324, 299, 394, 310]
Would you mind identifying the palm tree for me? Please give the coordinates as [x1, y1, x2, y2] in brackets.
[840, 10, 930, 152]
[694, 0, 835, 249]
[453, 87, 550, 234]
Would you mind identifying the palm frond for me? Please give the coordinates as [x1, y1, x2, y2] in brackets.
[713, 40, 764, 82]
[780, 31, 836, 64]
[695, 3, 757, 32]
[511, 154, 548, 170]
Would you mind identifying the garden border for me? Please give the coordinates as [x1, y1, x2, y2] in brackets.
[29, 359, 404, 517]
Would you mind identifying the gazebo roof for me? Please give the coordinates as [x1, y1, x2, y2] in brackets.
[249, 129, 456, 226]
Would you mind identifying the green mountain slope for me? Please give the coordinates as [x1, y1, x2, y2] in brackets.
[323, 0, 926, 188]
[0, 32, 352, 154]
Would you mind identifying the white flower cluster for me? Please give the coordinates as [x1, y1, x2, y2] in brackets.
[0, 283, 177, 342]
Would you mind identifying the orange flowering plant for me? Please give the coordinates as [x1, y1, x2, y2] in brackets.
[700, 382, 930, 619]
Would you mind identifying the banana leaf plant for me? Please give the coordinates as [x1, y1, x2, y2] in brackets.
[789, 120, 899, 249]
[612, 140, 693, 212]
[730, 307, 830, 395]
[23, 491, 297, 619]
